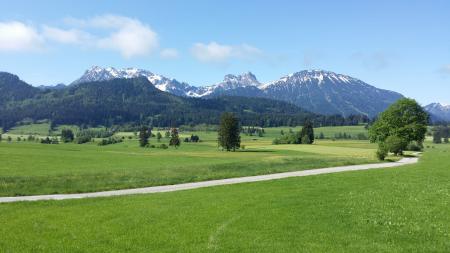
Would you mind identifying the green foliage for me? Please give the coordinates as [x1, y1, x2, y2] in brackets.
[218, 113, 241, 151]
[385, 135, 407, 155]
[169, 128, 180, 148]
[73, 129, 103, 144]
[156, 132, 162, 142]
[300, 121, 314, 144]
[60, 129, 74, 143]
[184, 134, 200, 143]
[98, 137, 123, 146]
[432, 125, 449, 144]
[273, 123, 314, 145]
[406, 141, 423, 151]
[40, 137, 59, 144]
[157, 143, 168, 149]
[369, 98, 428, 144]
[139, 126, 151, 147]
[376, 142, 388, 160]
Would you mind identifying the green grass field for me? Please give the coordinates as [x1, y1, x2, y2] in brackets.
[0, 127, 378, 196]
[0, 144, 448, 252]
[6, 123, 52, 136]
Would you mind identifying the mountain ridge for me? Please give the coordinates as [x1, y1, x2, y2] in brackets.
[72, 67, 404, 117]
[424, 103, 450, 122]
[0, 75, 369, 130]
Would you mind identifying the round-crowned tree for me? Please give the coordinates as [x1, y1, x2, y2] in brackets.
[369, 98, 428, 145]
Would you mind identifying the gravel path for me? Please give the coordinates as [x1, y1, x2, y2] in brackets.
[0, 157, 418, 203]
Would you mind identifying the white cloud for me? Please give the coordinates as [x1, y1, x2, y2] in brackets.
[0, 21, 43, 52]
[0, 15, 159, 58]
[62, 15, 158, 58]
[42, 25, 93, 45]
[191, 42, 262, 63]
[160, 48, 179, 59]
[93, 15, 158, 58]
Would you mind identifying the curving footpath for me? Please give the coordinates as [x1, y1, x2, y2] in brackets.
[0, 156, 418, 203]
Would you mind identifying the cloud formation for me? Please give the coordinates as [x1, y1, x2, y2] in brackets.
[42, 25, 92, 45]
[0, 15, 159, 58]
[53, 15, 159, 58]
[191, 42, 262, 63]
[0, 21, 43, 52]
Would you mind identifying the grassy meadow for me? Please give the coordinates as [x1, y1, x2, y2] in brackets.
[0, 125, 377, 196]
[0, 143, 448, 252]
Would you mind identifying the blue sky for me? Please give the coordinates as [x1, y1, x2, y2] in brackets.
[0, 0, 449, 105]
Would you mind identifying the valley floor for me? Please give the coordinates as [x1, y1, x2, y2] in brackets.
[0, 144, 448, 252]
[0, 126, 376, 196]
[0, 155, 418, 203]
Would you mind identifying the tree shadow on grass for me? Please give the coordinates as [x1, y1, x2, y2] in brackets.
[237, 150, 275, 153]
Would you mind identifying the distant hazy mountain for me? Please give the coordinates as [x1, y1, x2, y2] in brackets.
[38, 83, 67, 90]
[424, 103, 450, 122]
[72, 67, 403, 117]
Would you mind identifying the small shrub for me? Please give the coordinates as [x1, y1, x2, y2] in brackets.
[158, 144, 168, 149]
[376, 142, 388, 160]
[75, 135, 91, 144]
[406, 141, 423, 151]
[97, 137, 123, 146]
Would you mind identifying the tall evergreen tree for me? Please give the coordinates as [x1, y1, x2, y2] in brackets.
[139, 126, 151, 147]
[156, 132, 162, 142]
[300, 121, 315, 144]
[433, 129, 442, 144]
[218, 112, 241, 151]
[169, 128, 180, 148]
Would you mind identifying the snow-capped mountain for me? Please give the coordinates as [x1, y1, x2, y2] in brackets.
[72, 67, 404, 117]
[260, 70, 403, 117]
[424, 103, 450, 122]
[71, 66, 200, 97]
[195, 72, 264, 98]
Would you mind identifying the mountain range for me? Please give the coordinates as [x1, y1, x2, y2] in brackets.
[424, 103, 450, 122]
[72, 66, 404, 117]
[0, 72, 367, 130]
[2, 67, 446, 128]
